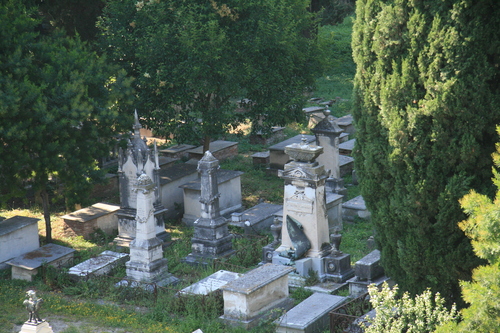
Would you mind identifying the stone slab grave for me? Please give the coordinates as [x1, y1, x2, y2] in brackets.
[303, 106, 326, 128]
[220, 263, 295, 329]
[0, 216, 40, 268]
[68, 251, 129, 279]
[267, 134, 316, 174]
[229, 202, 282, 234]
[180, 169, 244, 225]
[251, 151, 270, 167]
[342, 195, 371, 222]
[179, 270, 241, 296]
[7, 243, 75, 281]
[158, 156, 179, 170]
[62, 202, 120, 240]
[339, 138, 356, 156]
[159, 144, 196, 160]
[187, 140, 238, 161]
[336, 114, 355, 135]
[249, 126, 286, 145]
[276, 293, 346, 333]
[348, 249, 390, 297]
[159, 163, 198, 220]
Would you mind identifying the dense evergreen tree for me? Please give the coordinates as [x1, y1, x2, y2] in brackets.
[352, 0, 500, 304]
[0, 0, 132, 241]
[436, 127, 500, 331]
[99, 0, 321, 151]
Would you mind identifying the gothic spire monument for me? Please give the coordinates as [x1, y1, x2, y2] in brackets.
[114, 110, 168, 247]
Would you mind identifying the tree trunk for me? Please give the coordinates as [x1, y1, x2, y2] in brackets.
[40, 188, 52, 243]
[202, 135, 211, 154]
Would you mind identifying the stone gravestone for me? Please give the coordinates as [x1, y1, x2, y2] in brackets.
[179, 270, 241, 296]
[183, 151, 234, 265]
[119, 173, 177, 287]
[68, 251, 129, 280]
[114, 110, 168, 247]
[348, 249, 390, 297]
[0, 216, 40, 268]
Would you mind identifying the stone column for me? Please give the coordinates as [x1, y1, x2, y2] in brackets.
[184, 151, 234, 265]
[275, 137, 330, 258]
[124, 173, 176, 286]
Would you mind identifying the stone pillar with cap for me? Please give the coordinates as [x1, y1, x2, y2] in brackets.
[124, 173, 177, 286]
[311, 110, 346, 194]
[183, 151, 234, 265]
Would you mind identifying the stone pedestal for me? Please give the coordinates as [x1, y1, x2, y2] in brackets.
[220, 264, 295, 329]
[324, 253, 354, 283]
[184, 152, 234, 265]
[276, 138, 330, 259]
[19, 321, 53, 333]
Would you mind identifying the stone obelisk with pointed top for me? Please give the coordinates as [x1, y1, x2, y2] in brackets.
[184, 151, 234, 265]
[124, 173, 177, 286]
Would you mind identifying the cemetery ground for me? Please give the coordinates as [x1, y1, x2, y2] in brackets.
[0, 18, 360, 333]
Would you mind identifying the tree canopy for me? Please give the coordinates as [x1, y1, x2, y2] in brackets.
[0, 0, 132, 241]
[352, 0, 500, 305]
[99, 0, 322, 150]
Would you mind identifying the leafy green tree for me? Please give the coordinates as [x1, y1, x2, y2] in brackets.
[435, 127, 500, 332]
[99, 0, 321, 151]
[361, 282, 458, 333]
[0, 0, 132, 242]
[352, 0, 500, 304]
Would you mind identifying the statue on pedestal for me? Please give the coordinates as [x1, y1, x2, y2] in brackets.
[23, 290, 43, 323]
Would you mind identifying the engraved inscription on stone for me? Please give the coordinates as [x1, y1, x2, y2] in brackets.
[287, 199, 313, 214]
[199, 278, 229, 290]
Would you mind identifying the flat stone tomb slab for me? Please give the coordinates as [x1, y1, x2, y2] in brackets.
[187, 140, 238, 161]
[229, 202, 282, 233]
[7, 243, 75, 281]
[276, 293, 345, 333]
[179, 270, 242, 296]
[220, 263, 295, 328]
[339, 138, 356, 156]
[68, 251, 129, 279]
[159, 144, 196, 159]
[0, 215, 40, 264]
[342, 195, 371, 221]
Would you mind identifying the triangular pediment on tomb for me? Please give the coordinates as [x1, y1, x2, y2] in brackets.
[281, 167, 318, 181]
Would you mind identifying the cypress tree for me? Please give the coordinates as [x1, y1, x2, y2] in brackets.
[352, 0, 500, 304]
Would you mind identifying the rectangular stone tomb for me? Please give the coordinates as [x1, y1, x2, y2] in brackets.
[251, 151, 270, 167]
[230, 202, 282, 234]
[339, 154, 354, 178]
[159, 163, 198, 220]
[0, 216, 40, 266]
[159, 144, 196, 159]
[68, 251, 129, 279]
[276, 293, 345, 333]
[62, 202, 120, 239]
[179, 270, 241, 296]
[249, 126, 285, 145]
[339, 138, 356, 156]
[187, 140, 238, 161]
[7, 243, 75, 281]
[354, 249, 384, 282]
[180, 169, 244, 225]
[336, 114, 354, 135]
[342, 195, 371, 222]
[220, 263, 295, 328]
